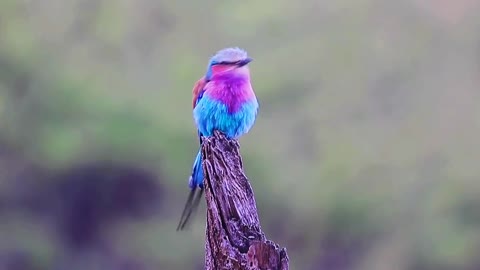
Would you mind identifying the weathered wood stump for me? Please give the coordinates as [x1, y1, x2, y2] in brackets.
[202, 130, 289, 270]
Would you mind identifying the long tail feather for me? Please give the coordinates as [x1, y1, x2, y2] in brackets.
[177, 187, 204, 231]
[176, 188, 197, 231]
[177, 148, 204, 231]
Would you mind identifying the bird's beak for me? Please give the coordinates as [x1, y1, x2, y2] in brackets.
[238, 57, 253, 67]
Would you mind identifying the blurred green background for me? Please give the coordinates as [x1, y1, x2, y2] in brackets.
[1, 0, 480, 269]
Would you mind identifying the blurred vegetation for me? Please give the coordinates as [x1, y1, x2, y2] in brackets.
[1, 0, 480, 269]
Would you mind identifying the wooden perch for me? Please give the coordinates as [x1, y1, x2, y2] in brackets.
[201, 130, 289, 270]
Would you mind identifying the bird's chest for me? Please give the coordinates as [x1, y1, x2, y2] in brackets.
[208, 82, 252, 113]
[193, 84, 257, 138]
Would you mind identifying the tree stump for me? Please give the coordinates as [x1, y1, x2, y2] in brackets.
[202, 130, 289, 270]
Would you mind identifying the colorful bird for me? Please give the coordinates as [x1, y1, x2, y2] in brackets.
[177, 47, 259, 230]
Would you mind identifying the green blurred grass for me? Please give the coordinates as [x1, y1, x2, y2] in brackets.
[1, 0, 480, 269]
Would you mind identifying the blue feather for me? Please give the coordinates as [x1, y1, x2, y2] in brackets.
[194, 96, 258, 139]
[189, 149, 204, 189]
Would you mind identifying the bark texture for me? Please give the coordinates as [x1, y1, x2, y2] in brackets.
[202, 131, 289, 270]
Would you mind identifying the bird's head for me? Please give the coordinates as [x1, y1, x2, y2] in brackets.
[205, 47, 252, 80]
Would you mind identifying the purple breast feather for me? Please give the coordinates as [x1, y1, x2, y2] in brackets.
[206, 76, 256, 114]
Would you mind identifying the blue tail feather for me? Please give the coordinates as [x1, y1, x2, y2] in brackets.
[177, 149, 204, 231]
[189, 149, 204, 189]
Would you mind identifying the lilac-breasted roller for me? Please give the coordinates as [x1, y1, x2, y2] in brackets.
[177, 47, 259, 230]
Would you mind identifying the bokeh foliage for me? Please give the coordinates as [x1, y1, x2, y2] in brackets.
[1, 0, 480, 269]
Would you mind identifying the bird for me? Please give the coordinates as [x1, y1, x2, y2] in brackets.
[177, 47, 259, 231]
